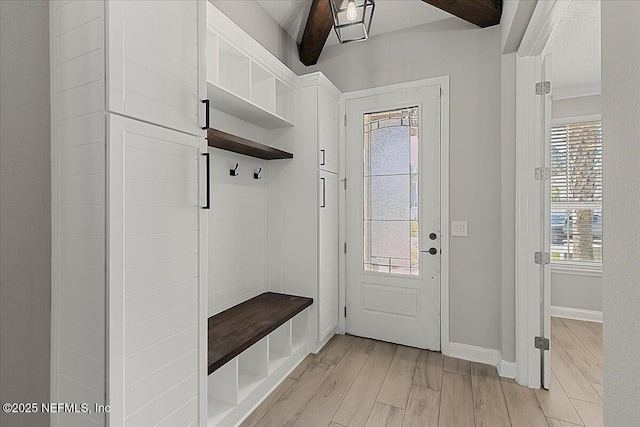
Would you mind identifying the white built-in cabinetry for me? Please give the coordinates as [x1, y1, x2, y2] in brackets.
[50, 1, 207, 426]
[52, 1, 341, 426]
[205, 5, 296, 129]
[269, 73, 342, 351]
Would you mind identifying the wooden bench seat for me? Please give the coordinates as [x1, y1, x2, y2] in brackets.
[207, 292, 313, 374]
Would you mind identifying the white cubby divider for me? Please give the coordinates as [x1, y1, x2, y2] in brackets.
[207, 308, 310, 426]
[206, 3, 297, 129]
[292, 310, 310, 353]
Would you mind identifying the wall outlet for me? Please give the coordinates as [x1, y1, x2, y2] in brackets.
[451, 221, 468, 237]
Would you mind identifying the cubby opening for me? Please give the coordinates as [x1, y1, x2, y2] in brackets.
[207, 358, 238, 426]
[276, 79, 295, 123]
[292, 310, 309, 353]
[218, 38, 250, 100]
[206, 32, 219, 84]
[268, 321, 292, 373]
[237, 337, 268, 402]
[251, 61, 276, 113]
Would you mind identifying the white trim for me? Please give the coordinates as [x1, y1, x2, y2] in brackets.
[551, 114, 602, 126]
[551, 306, 603, 323]
[499, 360, 517, 379]
[519, 0, 571, 57]
[297, 72, 342, 101]
[448, 343, 516, 379]
[551, 264, 602, 277]
[552, 83, 601, 100]
[515, 0, 571, 389]
[339, 75, 451, 355]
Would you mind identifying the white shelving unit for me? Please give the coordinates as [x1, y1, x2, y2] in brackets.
[207, 309, 310, 426]
[206, 4, 297, 129]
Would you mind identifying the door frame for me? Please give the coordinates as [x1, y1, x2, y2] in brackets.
[337, 76, 450, 355]
[515, 0, 571, 388]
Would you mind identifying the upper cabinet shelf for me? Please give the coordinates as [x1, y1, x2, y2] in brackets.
[206, 5, 297, 129]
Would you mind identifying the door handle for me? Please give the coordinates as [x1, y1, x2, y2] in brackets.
[202, 99, 210, 130]
[320, 177, 326, 208]
[421, 247, 438, 255]
[203, 152, 210, 209]
[320, 149, 326, 166]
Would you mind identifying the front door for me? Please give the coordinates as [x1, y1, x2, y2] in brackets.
[345, 84, 442, 350]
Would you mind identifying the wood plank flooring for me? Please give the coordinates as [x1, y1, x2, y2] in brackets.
[241, 318, 602, 427]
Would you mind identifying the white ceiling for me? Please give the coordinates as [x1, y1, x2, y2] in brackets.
[257, 0, 454, 46]
[545, 0, 601, 92]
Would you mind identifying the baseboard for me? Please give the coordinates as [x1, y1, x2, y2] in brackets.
[448, 342, 515, 379]
[551, 306, 603, 323]
[498, 360, 516, 379]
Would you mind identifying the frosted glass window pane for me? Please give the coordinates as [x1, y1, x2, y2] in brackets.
[368, 175, 410, 220]
[370, 220, 410, 259]
[369, 126, 410, 176]
[363, 106, 419, 276]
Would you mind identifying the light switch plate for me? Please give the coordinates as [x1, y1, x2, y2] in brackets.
[451, 221, 468, 237]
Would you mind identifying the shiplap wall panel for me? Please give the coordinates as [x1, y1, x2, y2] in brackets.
[208, 148, 267, 316]
[122, 118, 200, 425]
[52, 2, 106, 426]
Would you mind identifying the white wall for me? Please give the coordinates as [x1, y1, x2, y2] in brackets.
[601, 1, 640, 425]
[0, 2, 51, 426]
[550, 94, 603, 314]
[208, 0, 302, 70]
[301, 19, 504, 353]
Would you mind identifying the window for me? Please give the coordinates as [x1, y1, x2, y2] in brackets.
[363, 107, 419, 275]
[550, 119, 602, 264]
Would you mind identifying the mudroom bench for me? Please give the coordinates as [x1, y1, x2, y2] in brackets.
[207, 292, 313, 426]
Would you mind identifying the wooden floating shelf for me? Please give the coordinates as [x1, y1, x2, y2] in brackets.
[207, 292, 313, 374]
[207, 128, 293, 160]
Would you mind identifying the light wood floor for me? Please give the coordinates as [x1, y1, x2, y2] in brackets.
[240, 318, 603, 427]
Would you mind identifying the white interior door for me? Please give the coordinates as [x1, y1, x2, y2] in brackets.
[345, 85, 441, 350]
[541, 54, 552, 389]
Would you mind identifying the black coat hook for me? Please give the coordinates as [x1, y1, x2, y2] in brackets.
[230, 163, 239, 176]
[254, 168, 262, 180]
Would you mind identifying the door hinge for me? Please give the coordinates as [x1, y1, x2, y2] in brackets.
[535, 167, 551, 180]
[342, 178, 347, 190]
[534, 252, 551, 265]
[535, 81, 551, 95]
[344, 306, 347, 317]
[534, 336, 550, 350]
[344, 114, 347, 127]
[344, 242, 347, 254]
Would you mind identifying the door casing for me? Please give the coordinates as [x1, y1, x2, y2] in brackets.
[337, 76, 450, 355]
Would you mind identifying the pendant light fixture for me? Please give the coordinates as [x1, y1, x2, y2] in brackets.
[329, 0, 375, 44]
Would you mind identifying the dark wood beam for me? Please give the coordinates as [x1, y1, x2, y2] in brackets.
[298, 0, 334, 66]
[422, 0, 502, 28]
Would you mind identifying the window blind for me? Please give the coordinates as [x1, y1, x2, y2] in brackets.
[550, 120, 603, 264]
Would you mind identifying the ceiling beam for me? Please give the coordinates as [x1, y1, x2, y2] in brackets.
[298, 0, 334, 66]
[422, 0, 502, 28]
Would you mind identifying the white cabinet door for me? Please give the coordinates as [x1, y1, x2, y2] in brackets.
[318, 171, 339, 342]
[108, 115, 205, 426]
[107, 0, 206, 136]
[318, 88, 339, 174]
